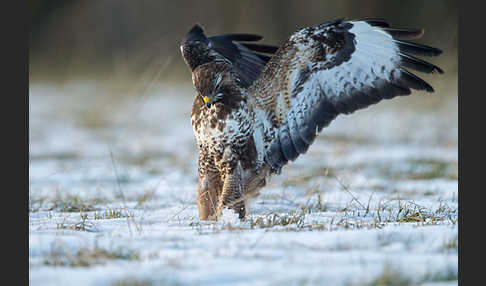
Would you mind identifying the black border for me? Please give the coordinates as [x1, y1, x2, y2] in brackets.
[458, 2, 485, 286]
[6, 0, 29, 285]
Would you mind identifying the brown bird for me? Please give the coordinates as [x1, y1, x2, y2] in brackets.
[179, 18, 443, 221]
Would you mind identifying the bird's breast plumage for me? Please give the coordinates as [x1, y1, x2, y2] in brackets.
[191, 98, 263, 175]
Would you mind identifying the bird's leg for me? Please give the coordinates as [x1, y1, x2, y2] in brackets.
[197, 171, 223, 221]
[242, 165, 271, 199]
[216, 171, 245, 220]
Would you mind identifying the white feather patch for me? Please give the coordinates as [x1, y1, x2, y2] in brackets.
[305, 21, 401, 100]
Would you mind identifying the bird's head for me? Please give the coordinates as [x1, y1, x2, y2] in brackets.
[200, 73, 225, 108]
[192, 63, 238, 109]
[180, 24, 214, 71]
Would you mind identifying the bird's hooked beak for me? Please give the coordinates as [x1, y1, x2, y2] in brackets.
[203, 96, 211, 108]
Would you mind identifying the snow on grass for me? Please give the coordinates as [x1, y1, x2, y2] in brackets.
[29, 83, 458, 286]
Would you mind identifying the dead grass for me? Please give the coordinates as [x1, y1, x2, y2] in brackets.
[43, 244, 140, 267]
[361, 265, 412, 286]
[29, 185, 157, 214]
[407, 159, 458, 180]
[245, 196, 456, 233]
[443, 235, 458, 251]
[110, 279, 154, 286]
[94, 208, 131, 220]
[370, 159, 458, 181]
[74, 109, 113, 130]
[346, 263, 457, 286]
[281, 167, 336, 187]
[29, 190, 108, 213]
[249, 209, 306, 229]
[57, 213, 97, 232]
[207, 181, 458, 233]
[110, 277, 182, 286]
[135, 188, 158, 208]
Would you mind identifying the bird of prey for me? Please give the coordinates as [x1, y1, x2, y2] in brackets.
[179, 18, 443, 221]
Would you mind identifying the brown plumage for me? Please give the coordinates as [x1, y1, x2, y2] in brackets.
[180, 18, 443, 220]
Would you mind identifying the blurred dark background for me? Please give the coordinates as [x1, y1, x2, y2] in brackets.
[30, 0, 457, 87]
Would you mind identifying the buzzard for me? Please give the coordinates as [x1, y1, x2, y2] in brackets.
[180, 18, 443, 221]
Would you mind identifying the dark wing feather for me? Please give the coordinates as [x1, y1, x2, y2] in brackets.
[208, 34, 279, 87]
[209, 34, 263, 42]
[249, 19, 443, 172]
[180, 24, 278, 87]
[239, 43, 280, 54]
[360, 17, 391, 28]
[382, 27, 424, 40]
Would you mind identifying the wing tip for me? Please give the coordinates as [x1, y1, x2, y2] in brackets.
[398, 68, 436, 93]
[182, 23, 207, 45]
[383, 27, 425, 40]
[396, 40, 443, 57]
[400, 53, 445, 75]
[426, 46, 443, 57]
[192, 23, 204, 32]
[434, 65, 445, 74]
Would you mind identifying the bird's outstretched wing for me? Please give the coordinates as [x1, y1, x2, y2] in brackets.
[181, 24, 278, 87]
[208, 33, 278, 87]
[248, 18, 443, 172]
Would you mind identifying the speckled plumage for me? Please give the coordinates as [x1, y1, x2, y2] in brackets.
[180, 18, 443, 220]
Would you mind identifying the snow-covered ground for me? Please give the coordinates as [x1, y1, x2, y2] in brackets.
[29, 82, 458, 286]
